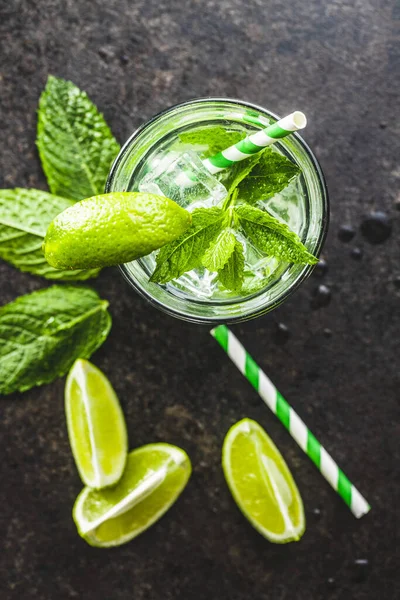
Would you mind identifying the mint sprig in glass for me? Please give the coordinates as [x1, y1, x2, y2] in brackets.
[107, 99, 328, 323]
[150, 144, 318, 294]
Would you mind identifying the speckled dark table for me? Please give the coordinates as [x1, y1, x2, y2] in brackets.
[0, 1, 399, 599]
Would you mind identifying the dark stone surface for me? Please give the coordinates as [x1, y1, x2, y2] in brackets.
[0, 1, 399, 599]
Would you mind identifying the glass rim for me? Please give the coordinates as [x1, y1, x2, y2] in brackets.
[106, 97, 329, 324]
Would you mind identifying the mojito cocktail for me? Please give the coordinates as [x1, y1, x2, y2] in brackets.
[106, 99, 328, 323]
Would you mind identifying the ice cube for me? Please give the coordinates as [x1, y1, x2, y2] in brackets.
[167, 267, 219, 299]
[139, 150, 228, 210]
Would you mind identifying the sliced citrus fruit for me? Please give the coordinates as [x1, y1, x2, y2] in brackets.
[222, 418, 305, 543]
[73, 444, 191, 547]
[43, 191, 191, 269]
[65, 359, 128, 489]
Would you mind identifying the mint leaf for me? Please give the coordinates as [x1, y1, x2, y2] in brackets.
[0, 189, 99, 280]
[0, 286, 111, 395]
[202, 230, 236, 271]
[237, 147, 300, 204]
[218, 240, 245, 292]
[37, 76, 120, 201]
[235, 205, 318, 264]
[219, 153, 262, 196]
[179, 127, 245, 158]
[150, 207, 224, 284]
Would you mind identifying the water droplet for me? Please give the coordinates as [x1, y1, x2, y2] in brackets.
[392, 275, 400, 289]
[327, 577, 336, 588]
[360, 211, 392, 244]
[312, 507, 322, 518]
[314, 258, 328, 277]
[311, 285, 332, 309]
[350, 247, 363, 260]
[120, 54, 129, 64]
[272, 322, 290, 345]
[379, 122, 387, 129]
[323, 328, 332, 338]
[338, 225, 356, 242]
[352, 558, 370, 582]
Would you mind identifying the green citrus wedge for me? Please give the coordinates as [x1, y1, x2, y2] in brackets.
[65, 359, 128, 489]
[222, 418, 305, 543]
[73, 444, 191, 547]
[43, 192, 191, 270]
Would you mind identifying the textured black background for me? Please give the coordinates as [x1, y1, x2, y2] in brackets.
[0, 1, 399, 599]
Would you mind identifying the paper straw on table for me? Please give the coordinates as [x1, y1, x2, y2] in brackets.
[211, 325, 371, 519]
[203, 111, 307, 175]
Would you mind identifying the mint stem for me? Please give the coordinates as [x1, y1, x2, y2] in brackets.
[222, 188, 239, 212]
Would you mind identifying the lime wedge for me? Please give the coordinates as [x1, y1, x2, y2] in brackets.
[43, 192, 191, 270]
[65, 359, 128, 489]
[73, 444, 191, 547]
[222, 418, 305, 543]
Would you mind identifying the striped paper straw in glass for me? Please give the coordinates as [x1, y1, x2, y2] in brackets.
[211, 325, 371, 519]
[203, 112, 307, 175]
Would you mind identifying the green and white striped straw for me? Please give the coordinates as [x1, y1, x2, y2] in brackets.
[203, 111, 307, 175]
[211, 325, 371, 519]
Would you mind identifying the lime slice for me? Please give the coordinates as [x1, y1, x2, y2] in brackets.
[73, 444, 191, 547]
[222, 418, 305, 543]
[43, 192, 191, 270]
[65, 359, 128, 489]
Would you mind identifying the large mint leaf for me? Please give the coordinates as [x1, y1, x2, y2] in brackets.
[179, 127, 245, 158]
[0, 286, 111, 394]
[37, 76, 120, 201]
[218, 240, 245, 292]
[237, 147, 300, 204]
[219, 153, 262, 197]
[150, 207, 224, 284]
[202, 230, 236, 272]
[235, 205, 318, 264]
[0, 189, 99, 280]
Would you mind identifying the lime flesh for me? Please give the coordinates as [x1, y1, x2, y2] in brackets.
[73, 444, 191, 547]
[43, 192, 191, 270]
[222, 418, 305, 543]
[65, 359, 128, 489]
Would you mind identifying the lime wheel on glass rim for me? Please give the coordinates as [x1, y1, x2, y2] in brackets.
[43, 191, 191, 270]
